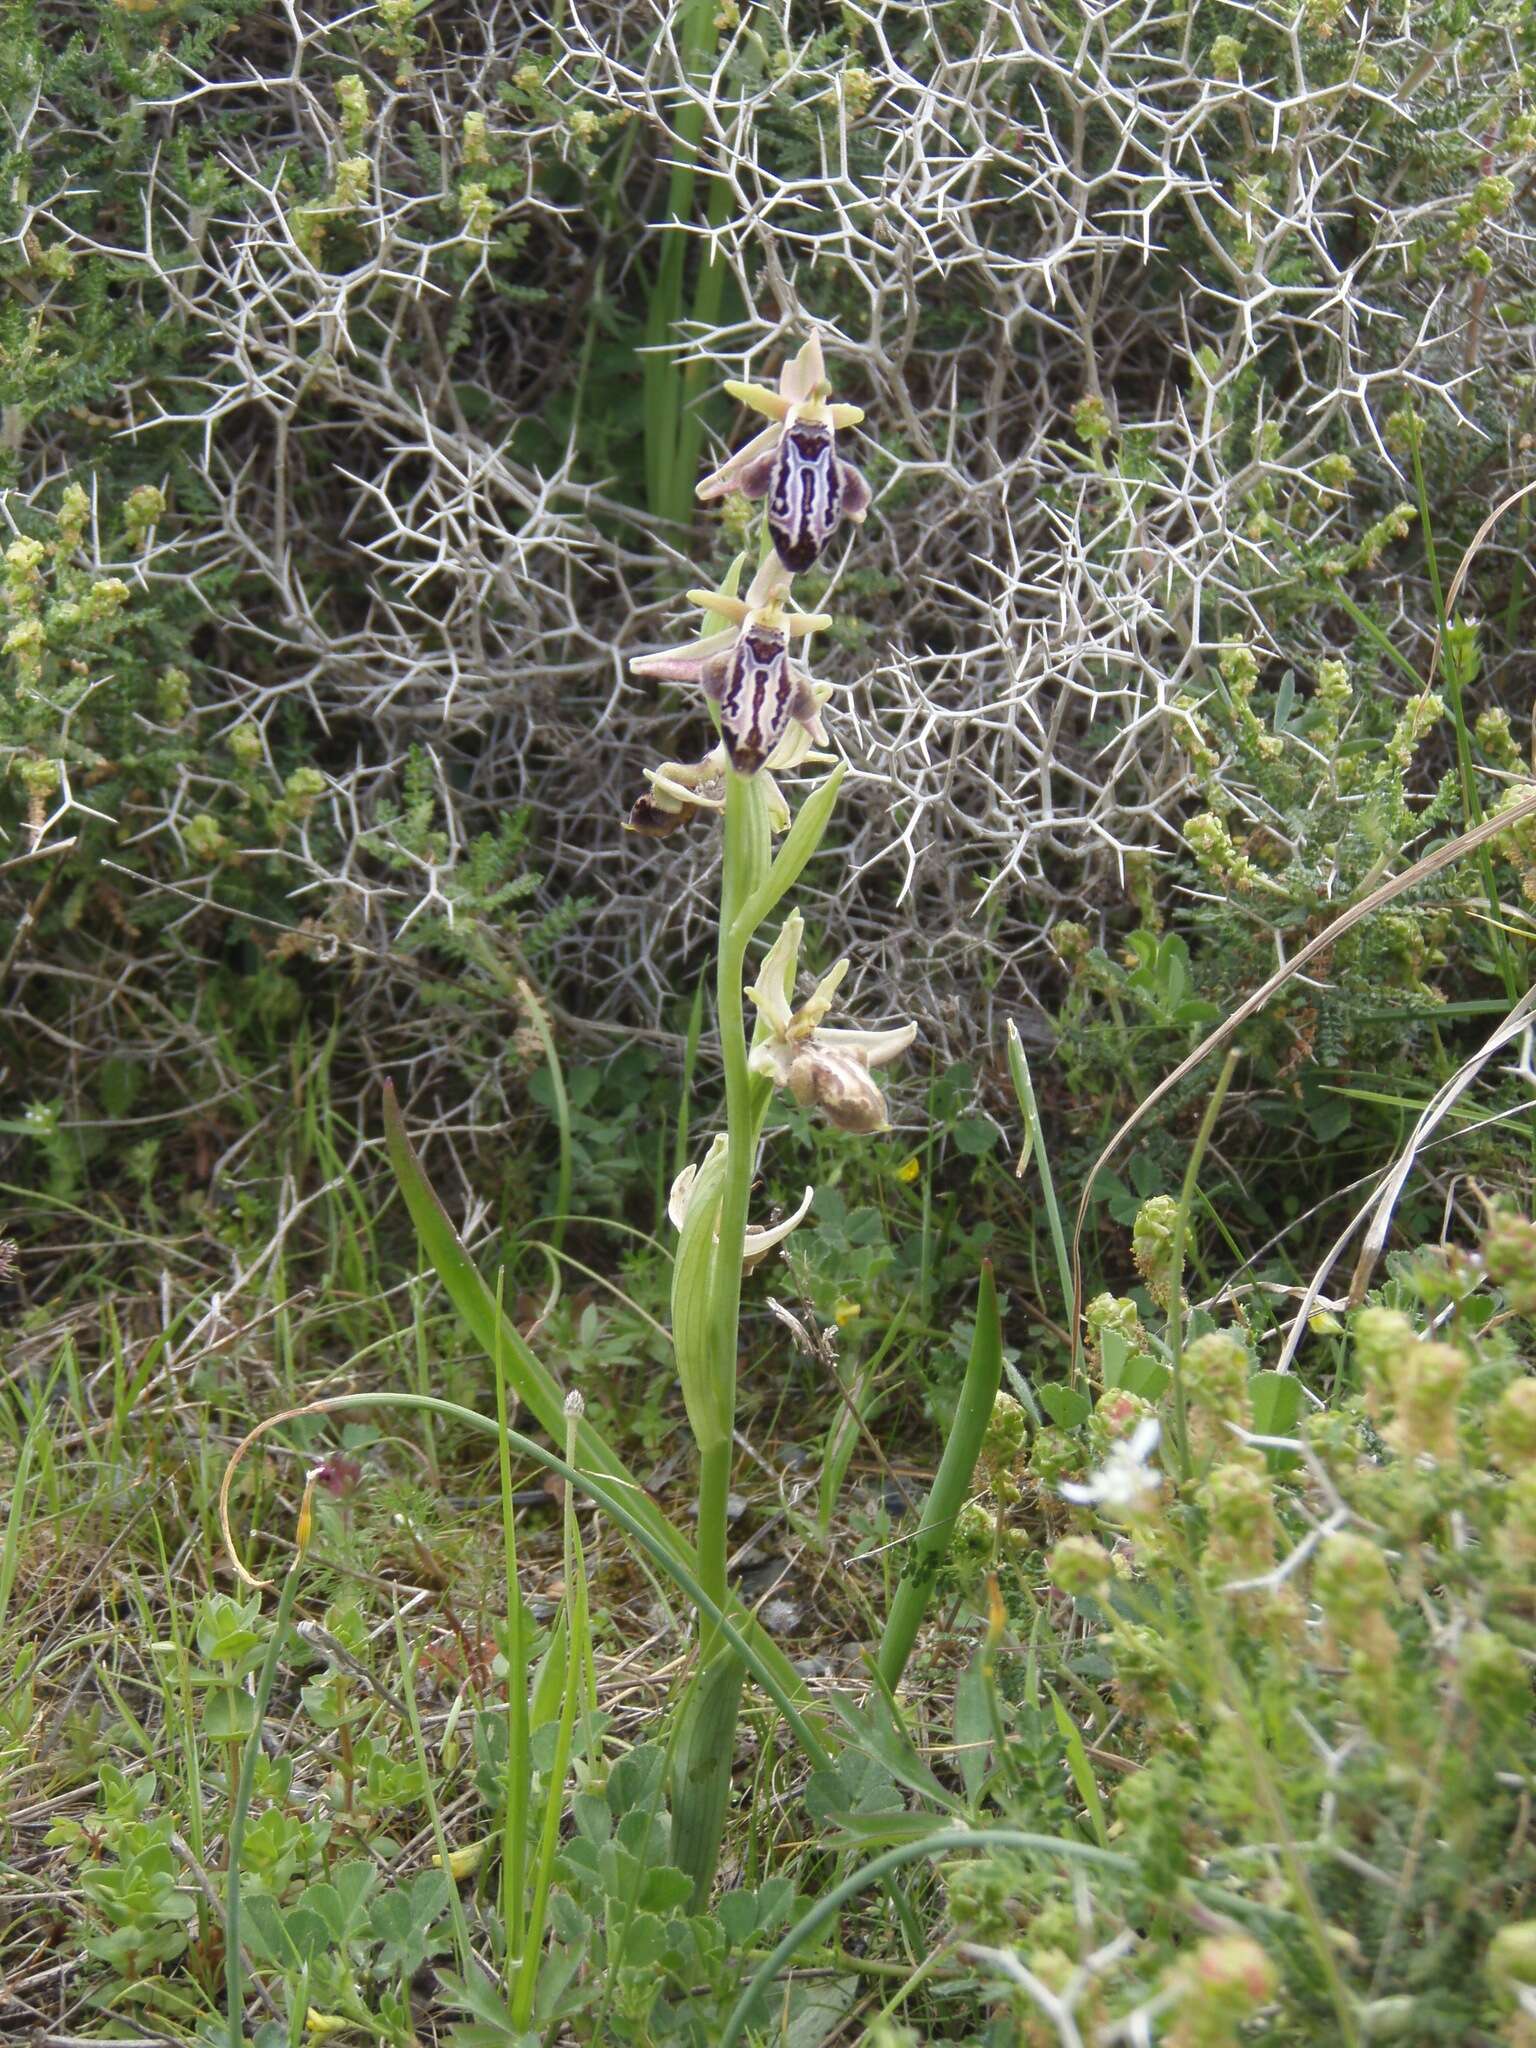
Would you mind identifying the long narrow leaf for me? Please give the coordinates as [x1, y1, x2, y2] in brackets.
[381, 1087, 817, 1714]
[875, 1263, 1004, 1690]
[384, 1082, 662, 1538]
[220, 1390, 830, 1768]
[732, 761, 847, 943]
[1046, 1685, 1110, 1849]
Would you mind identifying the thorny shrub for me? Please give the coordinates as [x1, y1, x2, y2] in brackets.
[5, 0, 1536, 1204]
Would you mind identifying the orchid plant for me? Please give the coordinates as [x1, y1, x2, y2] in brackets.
[629, 333, 915, 1895]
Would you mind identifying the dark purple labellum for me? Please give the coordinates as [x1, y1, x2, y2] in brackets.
[768, 421, 844, 572]
[718, 627, 795, 775]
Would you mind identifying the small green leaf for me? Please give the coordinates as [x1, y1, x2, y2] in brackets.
[1250, 1370, 1303, 1437]
[952, 1654, 993, 1807]
[203, 1689, 257, 1740]
[1039, 1383, 1090, 1430]
[638, 1864, 693, 1913]
[1046, 1685, 1110, 1848]
[782, 1975, 857, 2048]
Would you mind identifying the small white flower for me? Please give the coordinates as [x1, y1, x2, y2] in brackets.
[746, 910, 917, 1134]
[668, 1134, 814, 1273]
[1059, 1417, 1163, 1520]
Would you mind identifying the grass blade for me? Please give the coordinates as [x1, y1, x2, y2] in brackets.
[717, 1827, 1133, 2048]
[384, 1081, 681, 1565]
[220, 1392, 828, 1769]
[1005, 1021, 1076, 1379]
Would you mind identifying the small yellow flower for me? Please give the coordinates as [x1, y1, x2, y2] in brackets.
[895, 1155, 921, 1184]
[433, 1837, 491, 1880]
[833, 1298, 862, 1327]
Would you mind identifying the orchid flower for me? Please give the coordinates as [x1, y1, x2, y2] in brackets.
[746, 909, 917, 1134]
[669, 1135, 814, 1274]
[1059, 1417, 1163, 1521]
[697, 333, 872, 573]
[626, 706, 835, 839]
[630, 553, 833, 777]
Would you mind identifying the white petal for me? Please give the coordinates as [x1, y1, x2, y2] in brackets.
[630, 626, 736, 678]
[747, 912, 804, 1041]
[1126, 1416, 1162, 1463]
[794, 957, 850, 1037]
[742, 1184, 815, 1271]
[668, 1163, 698, 1235]
[1059, 1478, 1100, 1505]
[669, 1136, 728, 1233]
[697, 421, 783, 501]
[765, 709, 834, 772]
[816, 1020, 918, 1069]
[764, 720, 821, 773]
[748, 1041, 794, 1085]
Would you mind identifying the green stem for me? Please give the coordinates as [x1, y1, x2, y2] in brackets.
[1166, 1048, 1240, 1481]
[512, 1402, 587, 2028]
[673, 769, 772, 1902]
[491, 1278, 528, 1973]
[1409, 441, 1516, 1006]
[514, 978, 572, 1256]
[1004, 1021, 1077, 1386]
[698, 772, 772, 1640]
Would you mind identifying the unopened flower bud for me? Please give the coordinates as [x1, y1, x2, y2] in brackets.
[1090, 1387, 1154, 1453]
[1047, 1535, 1114, 1597]
[1386, 1340, 1465, 1462]
[1351, 1306, 1415, 1414]
[1489, 1379, 1536, 1470]
[1458, 1628, 1527, 1735]
[1183, 1331, 1251, 1429]
[1166, 1935, 1277, 2047]
[1132, 1194, 1181, 1309]
[977, 1391, 1027, 1476]
[1085, 1292, 1146, 1359]
[1484, 1209, 1536, 1314]
[1199, 1459, 1275, 1577]
[1314, 1531, 1394, 1621]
